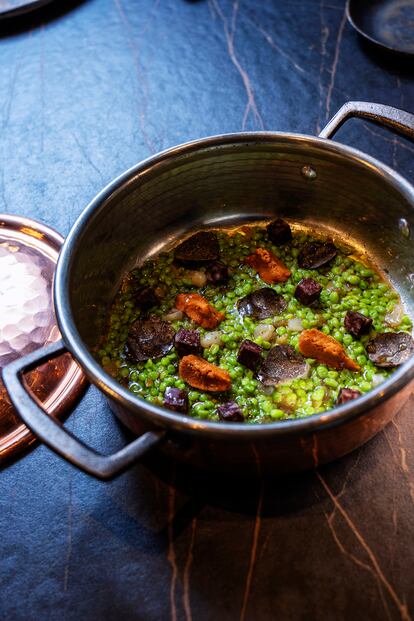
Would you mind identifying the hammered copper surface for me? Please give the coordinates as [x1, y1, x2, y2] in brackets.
[0, 215, 85, 461]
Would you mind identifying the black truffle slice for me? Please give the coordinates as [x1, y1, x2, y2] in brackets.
[206, 261, 229, 286]
[134, 286, 159, 311]
[174, 231, 220, 266]
[217, 401, 245, 422]
[175, 328, 202, 357]
[237, 287, 287, 320]
[294, 278, 322, 306]
[164, 387, 189, 414]
[257, 345, 310, 386]
[125, 317, 175, 363]
[336, 387, 362, 405]
[297, 241, 337, 269]
[266, 218, 292, 245]
[237, 339, 263, 371]
[344, 311, 373, 338]
[366, 332, 414, 367]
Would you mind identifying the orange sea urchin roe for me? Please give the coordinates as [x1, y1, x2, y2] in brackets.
[245, 248, 291, 284]
[298, 329, 360, 371]
[175, 293, 224, 329]
[179, 355, 231, 392]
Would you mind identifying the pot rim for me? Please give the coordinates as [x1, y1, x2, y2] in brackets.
[54, 131, 414, 439]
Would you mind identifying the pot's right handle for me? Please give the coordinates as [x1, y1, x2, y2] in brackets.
[2, 340, 166, 480]
[319, 101, 414, 142]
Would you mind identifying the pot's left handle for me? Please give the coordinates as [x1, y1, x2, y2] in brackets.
[2, 340, 166, 480]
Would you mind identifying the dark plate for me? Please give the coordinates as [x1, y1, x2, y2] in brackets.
[347, 0, 414, 57]
[0, 0, 55, 19]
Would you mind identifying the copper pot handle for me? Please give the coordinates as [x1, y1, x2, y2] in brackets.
[2, 340, 166, 479]
[319, 101, 414, 141]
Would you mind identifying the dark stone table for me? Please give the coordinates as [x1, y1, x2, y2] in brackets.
[1, 1, 414, 619]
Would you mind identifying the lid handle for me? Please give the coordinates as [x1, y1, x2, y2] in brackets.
[2, 340, 166, 479]
[319, 101, 414, 142]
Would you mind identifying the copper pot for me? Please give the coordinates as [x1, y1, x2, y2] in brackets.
[3, 101, 414, 479]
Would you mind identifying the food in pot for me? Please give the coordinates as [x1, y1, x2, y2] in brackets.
[178, 355, 232, 392]
[298, 241, 337, 269]
[237, 287, 286, 319]
[164, 387, 189, 414]
[366, 332, 414, 367]
[237, 339, 263, 371]
[298, 329, 360, 371]
[245, 248, 291, 284]
[174, 328, 202, 358]
[174, 231, 220, 266]
[257, 345, 310, 386]
[175, 293, 224, 329]
[294, 278, 322, 306]
[97, 220, 413, 423]
[125, 317, 175, 363]
[344, 310, 373, 338]
[206, 261, 229, 285]
[133, 285, 159, 311]
[266, 218, 292, 245]
[217, 401, 245, 422]
[336, 387, 362, 405]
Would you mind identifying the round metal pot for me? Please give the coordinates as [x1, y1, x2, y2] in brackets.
[3, 101, 414, 479]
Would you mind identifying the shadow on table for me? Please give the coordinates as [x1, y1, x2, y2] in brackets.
[0, 0, 88, 38]
[85, 432, 370, 556]
[354, 35, 414, 78]
[141, 436, 369, 519]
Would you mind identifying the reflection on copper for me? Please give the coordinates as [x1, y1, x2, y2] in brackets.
[0, 215, 86, 462]
[19, 226, 45, 240]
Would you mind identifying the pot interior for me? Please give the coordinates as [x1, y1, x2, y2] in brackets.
[63, 135, 414, 351]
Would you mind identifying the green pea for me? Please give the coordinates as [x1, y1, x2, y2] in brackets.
[312, 387, 325, 402]
[317, 366, 328, 379]
[360, 268, 373, 278]
[285, 394, 297, 408]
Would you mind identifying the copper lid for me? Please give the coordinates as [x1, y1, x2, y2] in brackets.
[0, 214, 86, 461]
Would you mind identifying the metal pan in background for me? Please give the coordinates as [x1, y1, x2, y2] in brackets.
[0, 0, 55, 20]
[347, 0, 414, 57]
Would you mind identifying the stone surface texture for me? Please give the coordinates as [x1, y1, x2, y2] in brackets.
[0, 1, 414, 620]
